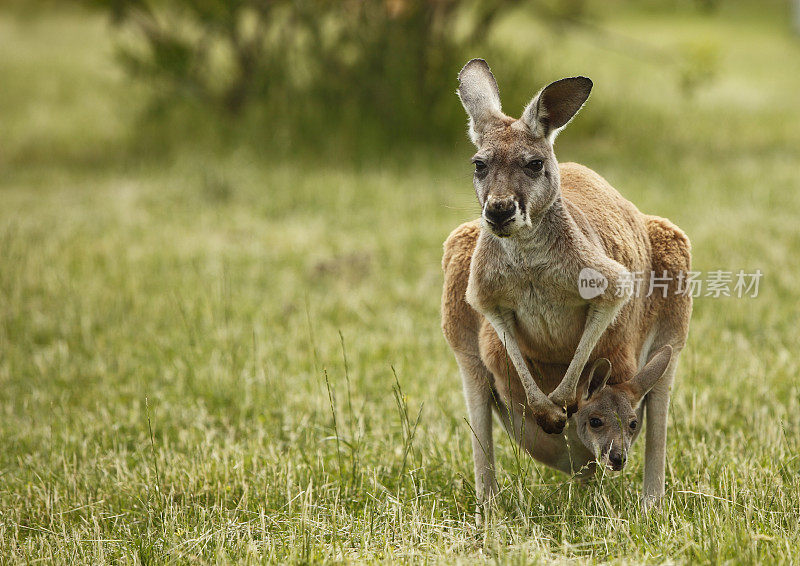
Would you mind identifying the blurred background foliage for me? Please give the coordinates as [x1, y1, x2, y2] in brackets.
[88, 0, 525, 151]
[70, 0, 762, 155]
[2, 0, 797, 170]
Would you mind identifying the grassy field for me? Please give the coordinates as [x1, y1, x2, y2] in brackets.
[2, 4, 800, 564]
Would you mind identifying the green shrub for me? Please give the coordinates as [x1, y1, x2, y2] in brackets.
[89, 0, 529, 147]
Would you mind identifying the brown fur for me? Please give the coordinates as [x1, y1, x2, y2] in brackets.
[441, 163, 692, 474]
[448, 60, 692, 512]
[442, 163, 692, 392]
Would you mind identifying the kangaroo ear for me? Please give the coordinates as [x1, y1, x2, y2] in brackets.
[457, 59, 503, 146]
[625, 345, 673, 405]
[521, 76, 592, 142]
[581, 358, 612, 401]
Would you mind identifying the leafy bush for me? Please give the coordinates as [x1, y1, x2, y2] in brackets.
[89, 0, 526, 146]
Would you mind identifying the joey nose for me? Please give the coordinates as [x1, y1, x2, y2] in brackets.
[484, 199, 516, 225]
[608, 449, 626, 469]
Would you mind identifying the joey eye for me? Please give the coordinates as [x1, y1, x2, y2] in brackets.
[589, 417, 603, 428]
[473, 160, 487, 174]
[524, 159, 543, 173]
[630, 420, 638, 430]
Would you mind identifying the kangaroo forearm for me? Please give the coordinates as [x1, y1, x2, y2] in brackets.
[486, 313, 551, 407]
[551, 299, 626, 404]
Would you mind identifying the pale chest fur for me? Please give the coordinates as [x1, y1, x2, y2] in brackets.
[467, 232, 589, 364]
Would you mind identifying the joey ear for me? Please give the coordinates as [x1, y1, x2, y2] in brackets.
[581, 358, 612, 401]
[521, 76, 592, 141]
[625, 345, 673, 405]
[457, 59, 503, 145]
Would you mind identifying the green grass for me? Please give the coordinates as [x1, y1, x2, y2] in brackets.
[2, 3, 800, 564]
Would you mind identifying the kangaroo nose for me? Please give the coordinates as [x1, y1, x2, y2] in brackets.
[484, 199, 516, 226]
[608, 449, 626, 469]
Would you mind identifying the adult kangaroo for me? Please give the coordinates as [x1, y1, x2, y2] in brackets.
[441, 59, 692, 515]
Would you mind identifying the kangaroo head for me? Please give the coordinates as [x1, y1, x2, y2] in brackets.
[457, 59, 592, 238]
[571, 346, 673, 471]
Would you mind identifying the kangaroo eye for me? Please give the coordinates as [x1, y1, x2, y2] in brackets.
[524, 159, 543, 173]
[473, 160, 487, 173]
[630, 420, 638, 430]
[589, 417, 603, 428]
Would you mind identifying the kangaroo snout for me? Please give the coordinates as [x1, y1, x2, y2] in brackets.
[483, 197, 517, 227]
[607, 448, 627, 471]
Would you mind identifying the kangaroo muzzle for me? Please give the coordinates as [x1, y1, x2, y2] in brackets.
[483, 197, 517, 228]
[607, 447, 627, 471]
